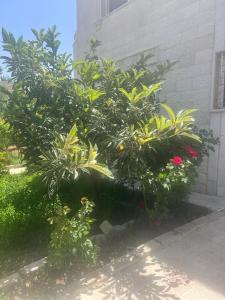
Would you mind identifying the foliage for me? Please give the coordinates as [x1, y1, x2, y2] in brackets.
[0, 28, 174, 164]
[139, 129, 218, 221]
[0, 173, 57, 248]
[193, 127, 219, 160]
[40, 124, 113, 196]
[0, 27, 218, 222]
[48, 197, 97, 270]
[0, 80, 10, 116]
[141, 160, 195, 220]
[0, 118, 12, 150]
[0, 151, 9, 174]
[1, 27, 73, 162]
[0, 119, 15, 172]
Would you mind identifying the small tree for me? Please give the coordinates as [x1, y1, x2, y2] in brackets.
[0, 28, 174, 164]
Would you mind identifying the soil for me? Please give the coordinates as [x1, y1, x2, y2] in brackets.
[101, 202, 210, 262]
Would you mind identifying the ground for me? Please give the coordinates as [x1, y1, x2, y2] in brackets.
[58, 208, 225, 300]
[1, 193, 225, 299]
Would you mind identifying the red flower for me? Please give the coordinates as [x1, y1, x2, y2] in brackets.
[171, 156, 184, 166]
[185, 145, 199, 158]
[139, 201, 145, 209]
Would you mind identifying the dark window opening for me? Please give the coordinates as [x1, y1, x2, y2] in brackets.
[109, 0, 128, 13]
[101, 0, 128, 17]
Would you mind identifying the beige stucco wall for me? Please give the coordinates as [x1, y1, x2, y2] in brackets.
[74, 0, 225, 195]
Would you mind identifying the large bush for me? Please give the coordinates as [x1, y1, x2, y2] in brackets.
[1, 28, 218, 222]
[0, 28, 174, 164]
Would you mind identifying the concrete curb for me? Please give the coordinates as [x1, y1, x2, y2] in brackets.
[0, 220, 134, 289]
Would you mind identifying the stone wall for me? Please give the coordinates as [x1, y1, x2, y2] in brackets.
[207, 0, 225, 196]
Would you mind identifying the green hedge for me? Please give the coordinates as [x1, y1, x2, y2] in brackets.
[0, 173, 56, 249]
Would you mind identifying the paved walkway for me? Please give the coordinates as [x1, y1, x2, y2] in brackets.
[59, 209, 225, 300]
[189, 192, 225, 212]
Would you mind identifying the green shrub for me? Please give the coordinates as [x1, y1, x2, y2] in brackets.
[58, 176, 141, 224]
[0, 173, 57, 248]
[48, 197, 97, 270]
[40, 124, 113, 197]
[1, 28, 174, 164]
[0, 119, 12, 151]
[0, 151, 9, 174]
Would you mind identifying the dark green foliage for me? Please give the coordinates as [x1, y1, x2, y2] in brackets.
[0, 119, 12, 150]
[1, 27, 74, 162]
[0, 173, 57, 248]
[193, 127, 219, 159]
[58, 175, 141, 224]
[0, 28, 173, 165]
[0, 152, 9, 174]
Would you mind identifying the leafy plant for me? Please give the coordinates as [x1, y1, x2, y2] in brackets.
[0, 173, 56, 248]
[1, 27, 74, 163]
[48, 197, 97, 270]
[0, 28, 173, 164]
[0, 119, 12, 150]
[0, 27, 218, 222]
[0, 151, 9, 174]
[40, 124, 113, 196]
[141, 159, 195, 220]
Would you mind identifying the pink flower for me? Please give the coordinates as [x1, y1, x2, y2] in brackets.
[139, 201, 145, 209]
[171, 156, 184, 166]
[185, 145, 199, 158]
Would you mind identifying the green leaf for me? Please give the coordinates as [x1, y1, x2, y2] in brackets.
[161, 103, 176, 123]
[81, 163, 114, 179]
[87, 89, 105, 102]
[179, 132, 202, 143]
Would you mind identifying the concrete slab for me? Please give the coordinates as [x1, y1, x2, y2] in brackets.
[188, 192, 225, 211]
[59, 210, 225, 300]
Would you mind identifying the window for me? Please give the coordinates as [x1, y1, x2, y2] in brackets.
[109, 0, 128, 12]
[101, 0, 128, 17]
[214, 51, 225, 109]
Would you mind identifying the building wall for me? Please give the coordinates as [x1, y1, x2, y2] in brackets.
[207, 0, 225, 196]
[75, 0, 225, 195]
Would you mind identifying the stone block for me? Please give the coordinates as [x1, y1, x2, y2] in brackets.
[220, 114, 225, 136]
[99, 220, 113, 234]
[207, 180, 218, 195]
[207, 151, 219, 181]
[218, 186, 225, 197]
[19, 257, 47, 276]
[91, 234, 106, 246]
[195, 49, 212, 64]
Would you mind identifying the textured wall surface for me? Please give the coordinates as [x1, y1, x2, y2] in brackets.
[74, 0, 225, 195]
